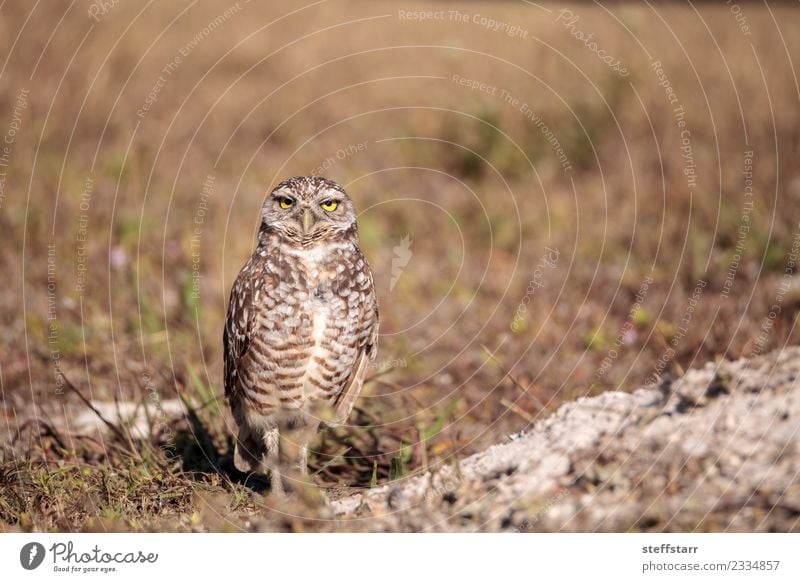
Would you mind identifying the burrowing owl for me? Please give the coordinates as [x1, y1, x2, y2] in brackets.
[224, 176, 379, 495]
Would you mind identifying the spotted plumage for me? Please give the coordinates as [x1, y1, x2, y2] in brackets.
[224, 176, 378, 495]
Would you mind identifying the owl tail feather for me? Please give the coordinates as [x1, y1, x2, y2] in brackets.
[233, 425, 267, 473]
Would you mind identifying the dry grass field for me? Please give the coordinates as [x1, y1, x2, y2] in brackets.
[1, 0, 799, 531]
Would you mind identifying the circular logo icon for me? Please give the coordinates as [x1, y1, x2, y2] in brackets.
[20, 542, 46, 570]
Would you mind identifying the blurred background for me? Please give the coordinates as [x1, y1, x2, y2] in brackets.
[2, 0, 799, 529]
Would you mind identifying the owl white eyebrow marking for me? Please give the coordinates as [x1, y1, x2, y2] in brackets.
[318, 186, 344, 197]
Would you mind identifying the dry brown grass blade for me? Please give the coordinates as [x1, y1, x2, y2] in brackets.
[500, 398, 536, 423]
[481, 344, 546, 413]
[58, 371, 142, 460]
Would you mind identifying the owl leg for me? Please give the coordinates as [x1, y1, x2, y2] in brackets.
[233, 424, 267, 473]
[234, 425, 280, 490]
[275, 415, 321, 498]
[260, 427, 282, 495]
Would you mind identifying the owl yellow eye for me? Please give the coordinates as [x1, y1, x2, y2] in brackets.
[320, 199, 338, 212]
[278, 197, 294, 209]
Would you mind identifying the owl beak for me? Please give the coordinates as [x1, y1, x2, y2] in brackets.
[302, 208, 315, 234]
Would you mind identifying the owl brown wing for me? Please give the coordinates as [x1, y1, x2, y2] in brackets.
[223, 256, 275, 406]
[332, 260, 379, 424]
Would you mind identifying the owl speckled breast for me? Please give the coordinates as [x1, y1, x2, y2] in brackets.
[257, 242, 368, 412]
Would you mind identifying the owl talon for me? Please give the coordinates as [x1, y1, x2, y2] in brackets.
[268, 468, 327, 506]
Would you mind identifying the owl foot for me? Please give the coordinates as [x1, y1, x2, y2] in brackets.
[266, 467, 326, 506]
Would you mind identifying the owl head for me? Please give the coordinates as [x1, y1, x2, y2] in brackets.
[260, 176, 358, 246]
